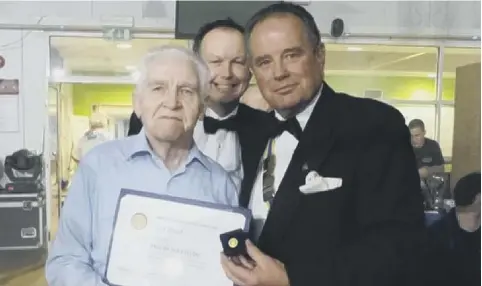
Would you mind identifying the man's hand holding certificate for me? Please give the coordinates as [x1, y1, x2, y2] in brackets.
[104, 189, 251, 286]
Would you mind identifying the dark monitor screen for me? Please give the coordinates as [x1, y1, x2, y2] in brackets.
[175, 1, 278, 39]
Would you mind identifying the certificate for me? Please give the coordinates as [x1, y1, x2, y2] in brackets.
[104, 189, 250, 286]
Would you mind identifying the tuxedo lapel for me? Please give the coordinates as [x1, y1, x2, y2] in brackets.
[238, 134, 269, 208]
[257, 84, 338, 255]
[235, 104, 273, 208]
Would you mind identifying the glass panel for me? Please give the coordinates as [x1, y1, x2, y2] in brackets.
[50, 37, 189, 77]
[440, 106, 454, 158]
[391, 104, 436, 139]
[325, 44, 438, 101]
[442, 47, 481, 101]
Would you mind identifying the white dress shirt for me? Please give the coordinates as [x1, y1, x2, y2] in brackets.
[249, 87, 323, 239]
[193, 107, 243, 191]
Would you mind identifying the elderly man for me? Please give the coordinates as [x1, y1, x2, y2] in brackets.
[221, 3, 425, 286]
[45, 46, 238, 285]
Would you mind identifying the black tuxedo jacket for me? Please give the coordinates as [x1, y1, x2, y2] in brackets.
[234, 84, 427, 286]
[127, 112, 142, 136]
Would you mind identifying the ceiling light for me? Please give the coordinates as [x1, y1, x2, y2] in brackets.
[472, 35, 479, 40]
[116, 43, 132, 49]
[347, 47, 362, 51]
[427, 73, 437, 78]
[125, 65, 136, 71]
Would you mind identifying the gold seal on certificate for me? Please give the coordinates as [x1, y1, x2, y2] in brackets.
[130, 212, 148, 230]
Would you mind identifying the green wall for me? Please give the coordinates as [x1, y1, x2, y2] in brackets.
[72, 84, 134, 116]
[326, 76, 455, 101]
[71, 77, 457, 116]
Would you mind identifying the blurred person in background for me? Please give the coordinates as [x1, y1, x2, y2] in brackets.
[409, 119, 446, 210]
[409, 118, 445, 178]
[72, 111, 113, 163]
[427, 172, 481, 286]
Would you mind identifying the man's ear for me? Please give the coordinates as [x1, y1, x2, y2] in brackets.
[316, 43, 326, 67]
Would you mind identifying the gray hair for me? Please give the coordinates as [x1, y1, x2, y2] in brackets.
[134, 45, 210, 100]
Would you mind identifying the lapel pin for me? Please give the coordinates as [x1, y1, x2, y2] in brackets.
[301, 163, 309, 172]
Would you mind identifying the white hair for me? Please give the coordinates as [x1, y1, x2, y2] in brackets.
[135, 45, 210, 100]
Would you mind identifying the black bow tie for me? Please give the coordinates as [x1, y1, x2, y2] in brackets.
[203, 116, 237, 134]
[270, 115, 303, 140]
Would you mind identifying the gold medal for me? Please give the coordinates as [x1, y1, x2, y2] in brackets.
[228, 237, 238, 248]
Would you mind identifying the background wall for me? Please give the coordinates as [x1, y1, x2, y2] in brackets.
[72, 84, 134, 116]
[0, 30, 49, 158]
[327, 76, 455, 100]
[0, 1, 480, 39]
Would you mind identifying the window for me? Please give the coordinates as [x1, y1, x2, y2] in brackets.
[440, 106, 454, 158]
[325, 44, 438, 101]
[324, 43, 480, 162]
[442, 48, 481, 101]
[114, 119, 130, 139]
[392, 104, 436, 139]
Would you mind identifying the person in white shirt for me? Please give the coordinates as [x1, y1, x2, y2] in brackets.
[191, 18, 252, 190]
[72, 112, 113, 163]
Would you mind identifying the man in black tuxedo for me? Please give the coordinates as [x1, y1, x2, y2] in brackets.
[220, 3, 426, 286]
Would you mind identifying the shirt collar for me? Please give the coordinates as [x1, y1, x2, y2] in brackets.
[205, 106, 238, 120]
[125, 128, 211, 170]
[275, 84, 323, 130]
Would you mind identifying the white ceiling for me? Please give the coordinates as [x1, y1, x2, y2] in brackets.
[50, 37, 189, 77]
[50, 36, 481, 79]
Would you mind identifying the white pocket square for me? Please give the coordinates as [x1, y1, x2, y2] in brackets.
[299, 171, 343, 194]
